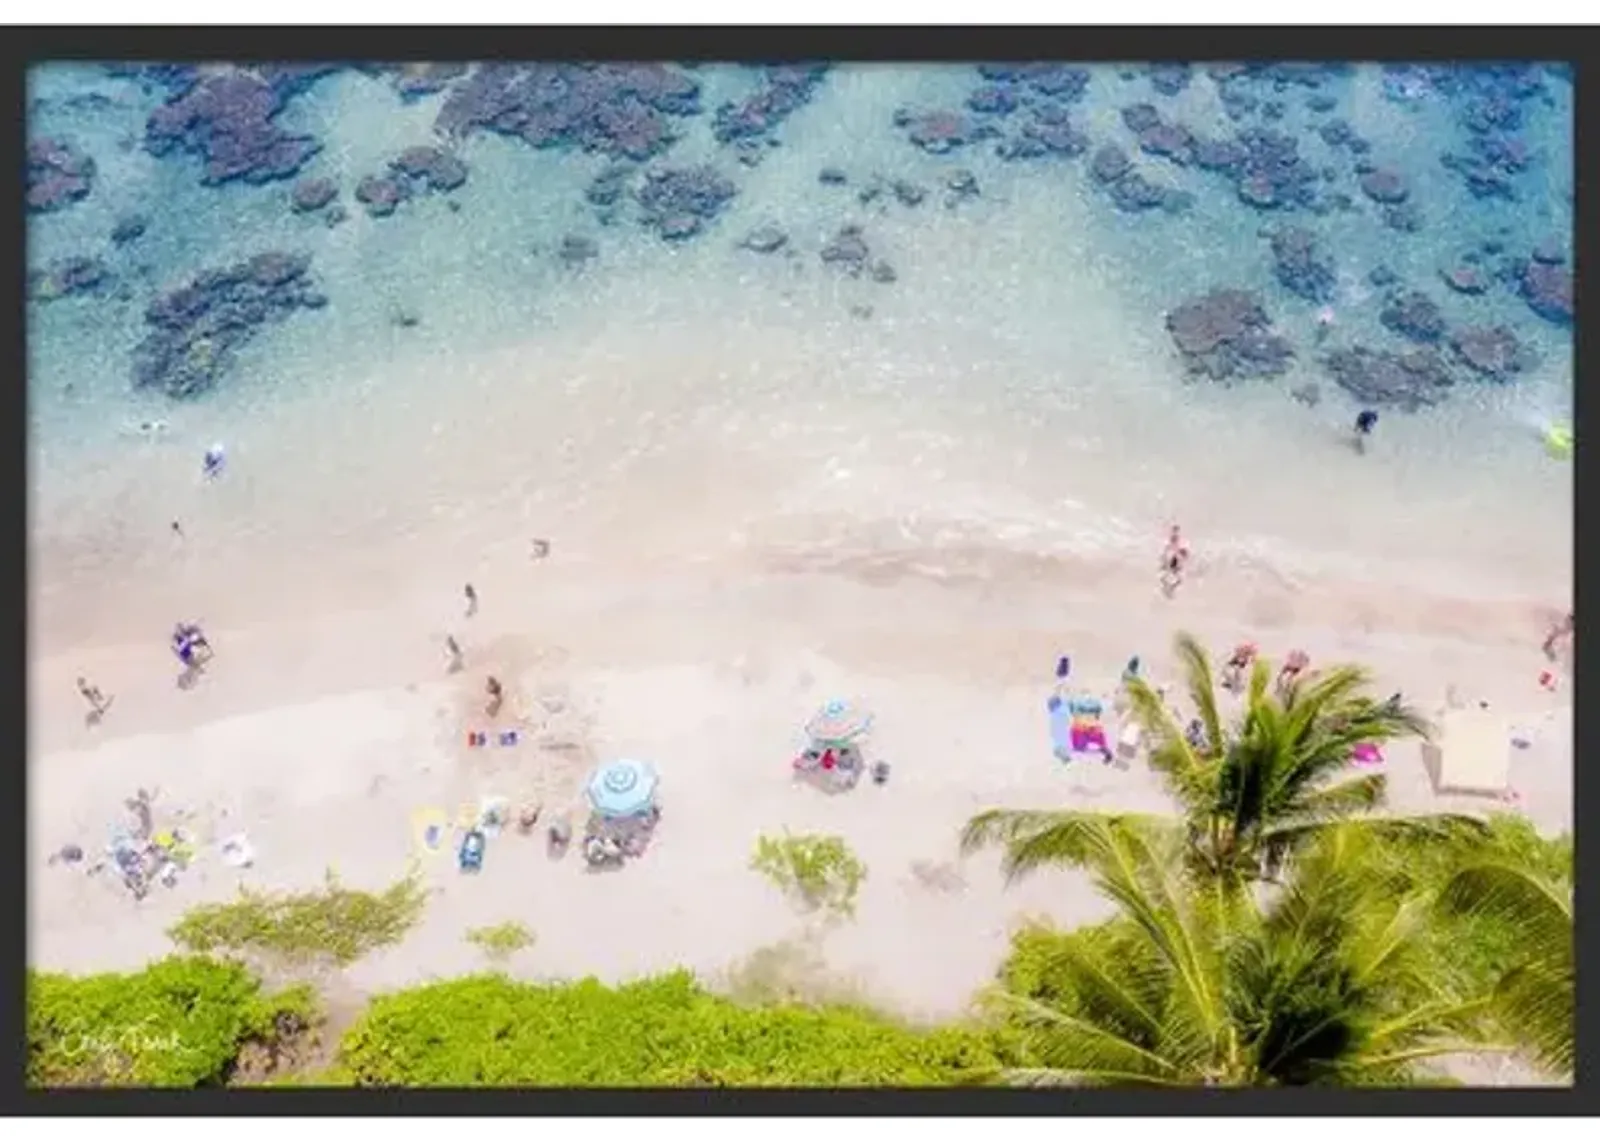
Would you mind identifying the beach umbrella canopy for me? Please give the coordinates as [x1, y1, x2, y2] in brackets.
[805, 699, 873, 746]
[586, 759, 660, 819]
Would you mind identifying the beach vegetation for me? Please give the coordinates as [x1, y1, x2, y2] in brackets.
[1433, 832, 1573, 1079]
[963, 631, 1463, 895]
[330, 971, 1002, 1086]
[168, 868, 427, 967]
[26, 955, 319, 1087]
[751, 831, 867, 918]
[986, 819, 1502, 1086]
[465, 921, 536, 963]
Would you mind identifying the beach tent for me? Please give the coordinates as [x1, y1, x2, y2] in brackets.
[1422, 710, 1511, 796]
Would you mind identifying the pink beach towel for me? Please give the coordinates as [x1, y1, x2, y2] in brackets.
[1350, 743, 1384, 767]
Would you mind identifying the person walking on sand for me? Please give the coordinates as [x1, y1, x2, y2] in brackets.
[1352, 409, 1379, 455]
[444, 635, 464, 675]
[1159, 525, 1190, 597]
[485, 675, 504, 718]
[1276, 649, 1310, 698]
[1542, 612, 1573, 661]
[76, 676, 112, 720]
[1221, 642, 1257, 693]
[464, 583, 479, 618]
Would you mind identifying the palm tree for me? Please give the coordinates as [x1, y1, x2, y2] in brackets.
[1437, 861, 1573, 1080]
[989, 819, 1500, 1087]
[963, 632, 1456, 892]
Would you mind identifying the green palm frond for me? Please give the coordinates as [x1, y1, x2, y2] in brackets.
[1437, 861, 1573, 1078]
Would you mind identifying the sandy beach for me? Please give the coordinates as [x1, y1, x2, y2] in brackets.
[28, 520, 1573, 1022]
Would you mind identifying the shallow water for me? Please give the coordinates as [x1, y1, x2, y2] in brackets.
[26, 62, 1573, 649]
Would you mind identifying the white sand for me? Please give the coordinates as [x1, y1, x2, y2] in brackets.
[29, 527, 1573, 1024]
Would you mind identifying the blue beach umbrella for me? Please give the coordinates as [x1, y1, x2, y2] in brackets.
[586, 759, 660, 819]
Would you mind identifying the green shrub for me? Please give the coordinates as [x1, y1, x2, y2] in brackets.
[168, 870, 426, 967]
[334, 971, 1002, 1086]
[26, 956, 318, 1088]
[751, 832, 867, 918]
[465, 921, 535, 963]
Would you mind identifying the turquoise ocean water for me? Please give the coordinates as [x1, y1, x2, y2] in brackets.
[26, 63, 1573, 649]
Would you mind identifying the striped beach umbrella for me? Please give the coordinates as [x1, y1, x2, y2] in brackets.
[804, 699, 873, 746]
[585, 759, 660, 819]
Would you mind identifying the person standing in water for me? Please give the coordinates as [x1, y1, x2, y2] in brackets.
[463, 583, 479, 618]
[1352, 409, 1379, 454]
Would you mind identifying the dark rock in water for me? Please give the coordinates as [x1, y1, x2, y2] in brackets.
[820, 225, 871, 275]
[1321, 345, 1455, 410]
[1192, 137, 1246, 173]
[1348, 137, 1372, 156]
[1109, 171, 1172, 213]
[1439, 263, 1490, 295]
[1148, 63, 1192, 96]
[1261, 100, 1286, 121]
[376, 62, 470, 102]
[1165, 289, 1294, 382]
[389, 145, 468, 192]
[585, 164, 632, 207]
[1318, 118, 1355, 148]
[1231, 128, 1317, 211]
[1120, 103, 1162, 134]
[1359, 167, 1409, 203]
[967, 84, 1020, 116]
[818, 166, 848, 186]
[1306, 93, 1337, 113]
[848, 304, 873, 320]
[144, 67, 322, 185]
[290, 176, 338, 213]
[1383, 202, 1424, 233]
[1268, 227, 1336, 303]
[1531, 238, 1566, 265]
[27, 137, 97, 212]
[1480, 239, 1504, 256]
[1003, 110, 1090, 159]
[28, 256, 110, 302]
[1517, 260, 1572, 325]
[1090, 144, 1132, 184]
[355, 174, 411, 217]
[1379, 289, 1447, 343]
[559, 234, 599, 265]
[392, 308, 421, 328]
[974, 64, 1089, 100]
[324, 204, 348, 228]
[110, 213, 149, 245]
[131, 251, 321, 399]
[946, 169, 980, 199]
[891, 180, 926, 207]
[896, 108, 997, 154]
[1368, 265, 1398, 288]
[712, 64, 827, 150]
[739, 224, 788, 254]
[870, 259, 898, 284]
[437, 63, 701, 162]
[1219, 85, 1258, 121]
[1138, 121, 1194, 165]
[635, 165, 736, 241]
[1450, 326, 1527, 380]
